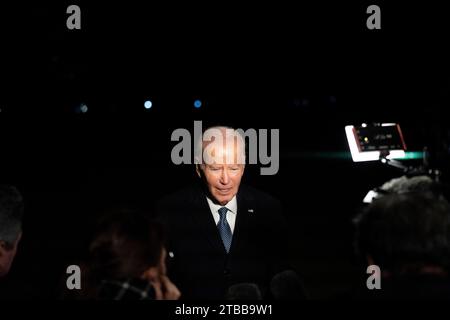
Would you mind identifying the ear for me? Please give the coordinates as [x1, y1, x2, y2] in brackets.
[195, 164, 202, 178]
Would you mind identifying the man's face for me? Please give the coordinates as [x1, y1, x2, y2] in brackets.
[0, 235, 21, 278]
[197, 139, 245, 205]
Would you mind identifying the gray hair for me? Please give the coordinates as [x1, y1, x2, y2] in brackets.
[195, 126, 246, 165]
[0, 185, 24, 245]
[380, 175, 437, 195]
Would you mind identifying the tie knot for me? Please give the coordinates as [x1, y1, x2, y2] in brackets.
[218, 207, 228, 218]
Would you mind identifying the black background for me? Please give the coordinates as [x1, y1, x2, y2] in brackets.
[1, 1, 450, 299]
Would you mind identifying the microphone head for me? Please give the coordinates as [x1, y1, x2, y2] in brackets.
[270, 270, 307, 300]
[226, 283, 262, 300]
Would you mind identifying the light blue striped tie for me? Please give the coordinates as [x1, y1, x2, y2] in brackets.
[217, 207, 232, 253]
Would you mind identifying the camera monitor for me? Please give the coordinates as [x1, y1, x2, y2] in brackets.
[345, 123, 407, 162]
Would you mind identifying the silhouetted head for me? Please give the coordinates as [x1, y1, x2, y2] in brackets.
[354, 193, 450, 275]
[0, 185, 24, 278]
[86, 209, 166, 285]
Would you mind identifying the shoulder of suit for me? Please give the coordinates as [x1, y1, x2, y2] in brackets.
[238, 184, 281, 207]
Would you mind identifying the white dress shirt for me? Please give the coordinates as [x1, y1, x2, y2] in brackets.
[206, 196, 237, 234]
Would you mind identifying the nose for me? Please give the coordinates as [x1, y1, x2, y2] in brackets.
[220, 168, 230, 185]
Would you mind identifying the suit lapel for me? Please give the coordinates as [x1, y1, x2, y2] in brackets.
[229, 186, 253, 255]
[188, 185, 227, 254]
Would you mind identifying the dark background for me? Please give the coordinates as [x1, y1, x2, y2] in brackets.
[1, 1, 449, 298]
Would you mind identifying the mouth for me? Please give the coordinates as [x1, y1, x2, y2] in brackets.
[217, 188, 232, 195]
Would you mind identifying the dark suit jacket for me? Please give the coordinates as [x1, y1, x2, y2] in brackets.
[157, 183, 289, 300]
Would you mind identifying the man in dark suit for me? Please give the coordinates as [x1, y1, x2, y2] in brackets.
[158, 126, 289, 300]
[0, 185, 23, 279]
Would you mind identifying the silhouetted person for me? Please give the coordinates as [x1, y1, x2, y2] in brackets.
[0, 185, 24, 300]
[0, 185, 23, 279]
[0, 185, 29, 299]
[351, 192, 450, 299]
[69, 209, 180, 300]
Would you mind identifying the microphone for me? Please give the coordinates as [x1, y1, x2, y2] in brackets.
[226, 283, 262, 300]
[270, 270, 307, 300]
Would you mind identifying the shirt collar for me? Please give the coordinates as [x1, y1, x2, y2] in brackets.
[206, 195, 237, 215]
